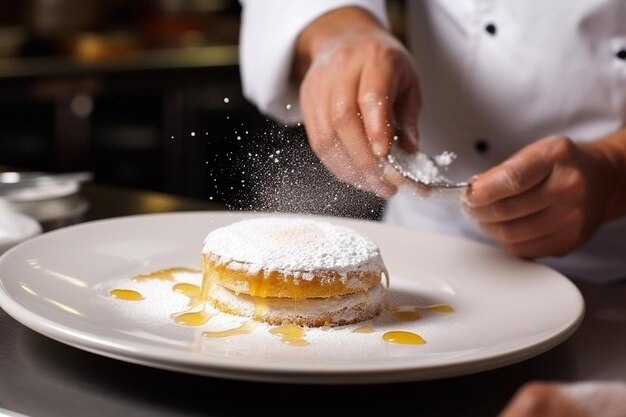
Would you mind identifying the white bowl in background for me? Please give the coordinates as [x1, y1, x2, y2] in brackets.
[0, 203, 42, 255]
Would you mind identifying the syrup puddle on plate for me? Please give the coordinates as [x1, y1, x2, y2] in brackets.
[203, 321, 260, 339]
[172, 310, 212, 326]
[109, 267, 455, 347]
[133, 267, 200, 282]
[382, 330, 426, 345]
[110, 288, 144, 301]
[269, 323, 309, 346]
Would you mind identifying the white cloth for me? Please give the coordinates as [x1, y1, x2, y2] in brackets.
[238, 0, 626, 282]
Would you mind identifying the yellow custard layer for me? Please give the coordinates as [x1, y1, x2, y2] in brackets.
[201, 255, 384, 299]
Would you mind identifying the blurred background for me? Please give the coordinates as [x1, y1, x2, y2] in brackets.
[0, 0, 406, 221]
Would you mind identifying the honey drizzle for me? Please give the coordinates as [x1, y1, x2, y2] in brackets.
[393, 309, 421, 322]
[131, 265, 456, 348]
[393, 304, 454, 322]
[202, 321, 259, 338]
[172, 283, 202, 300]
[424, 304, 455, 313]
[383, 330, 425, 345]
[247, 272, 272, 298]
[172, 309, 212, 326]
[150, 267, 212, 327]
[133, 267, 200, 282]
[269, 324, 309, 346]
[253, 296, 266, 323]
[110, 288, 144, 301]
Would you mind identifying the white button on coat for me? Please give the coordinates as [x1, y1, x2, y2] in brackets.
[239, 0, 626, 282]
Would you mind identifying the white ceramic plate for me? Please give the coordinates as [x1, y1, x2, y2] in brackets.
[0, 211, 584, 384]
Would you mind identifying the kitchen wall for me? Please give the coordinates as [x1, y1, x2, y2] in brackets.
[0, 0, 406, 219]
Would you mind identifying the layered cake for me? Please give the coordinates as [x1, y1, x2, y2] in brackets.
[201, 217, 388, 327]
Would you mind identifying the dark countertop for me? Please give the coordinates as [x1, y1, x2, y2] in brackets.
[0, 182, 625, 417]
[80, 182, 227, 221]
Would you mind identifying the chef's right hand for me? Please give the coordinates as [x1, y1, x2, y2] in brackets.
[294, 7, 421, 198]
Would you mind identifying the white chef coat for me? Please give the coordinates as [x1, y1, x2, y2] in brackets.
[239, 0, 626, 282]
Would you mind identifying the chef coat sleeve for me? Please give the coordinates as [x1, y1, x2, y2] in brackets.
[238, 0, 389, 124]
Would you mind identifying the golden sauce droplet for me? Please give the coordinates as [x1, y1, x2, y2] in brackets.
[269, 324, 309, 346]
[426, 304, 454, 313]
[393, 310, 421, 321]
[202, 321, 260, 338]
[172, 310, 211, 326]
[133, 267, 200, 282]
[110, 289, 144, 301]
[383, 331, 425, 345]
[172, 283, 201, 299]
[352, 325, 375, 333]
[392, 304, 454, 322]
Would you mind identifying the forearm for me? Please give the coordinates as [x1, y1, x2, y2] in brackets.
[582, 128, 626, 221]
[293, 6, 386, 82]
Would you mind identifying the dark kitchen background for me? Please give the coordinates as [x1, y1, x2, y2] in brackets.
[0, 0, 406, 220]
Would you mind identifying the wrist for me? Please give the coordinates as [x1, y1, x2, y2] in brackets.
[293, 6, 387, 81]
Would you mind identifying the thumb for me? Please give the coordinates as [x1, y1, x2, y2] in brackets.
[393, 82, 420, 153]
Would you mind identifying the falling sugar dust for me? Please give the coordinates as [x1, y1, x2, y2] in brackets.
[202, 101, 386, 220]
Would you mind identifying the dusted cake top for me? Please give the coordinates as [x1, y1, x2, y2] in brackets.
[202, 217, 384, 278]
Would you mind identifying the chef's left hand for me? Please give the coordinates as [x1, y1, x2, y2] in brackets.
[498, 381, 626, 417]
[463, 135, 613, 258]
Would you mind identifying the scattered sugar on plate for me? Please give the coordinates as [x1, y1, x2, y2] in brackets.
[99, 279, 190, 325]
[97, 269, 451, 358]
[97, 271, 205, 325]
[99, 270, 370, 334]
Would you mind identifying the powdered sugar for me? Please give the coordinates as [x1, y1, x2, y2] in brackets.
[98, 279, 191, 325]
[433, 151, 457, 168]
[387, 143, 458, 186]
[202, 217, 384, 278]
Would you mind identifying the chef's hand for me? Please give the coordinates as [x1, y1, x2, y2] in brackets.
[294, 7, 421, 198]
[463, 134, 626, 258]
[499, 381, 626, 417]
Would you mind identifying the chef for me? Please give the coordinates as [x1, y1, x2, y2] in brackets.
[238, 0, 626, 286]
[237, 1, 626, 414]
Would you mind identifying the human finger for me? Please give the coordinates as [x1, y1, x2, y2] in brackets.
[357, 48, 397, 157]
[466, 144, 552, 207]
[300, 68, 370, 191]
[331, 62, 396, 196]
[393, 81, 420, 153]
[357, 50, 421, 193]
[477, 209, 559, 245]
[465, 182, 554, 223]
